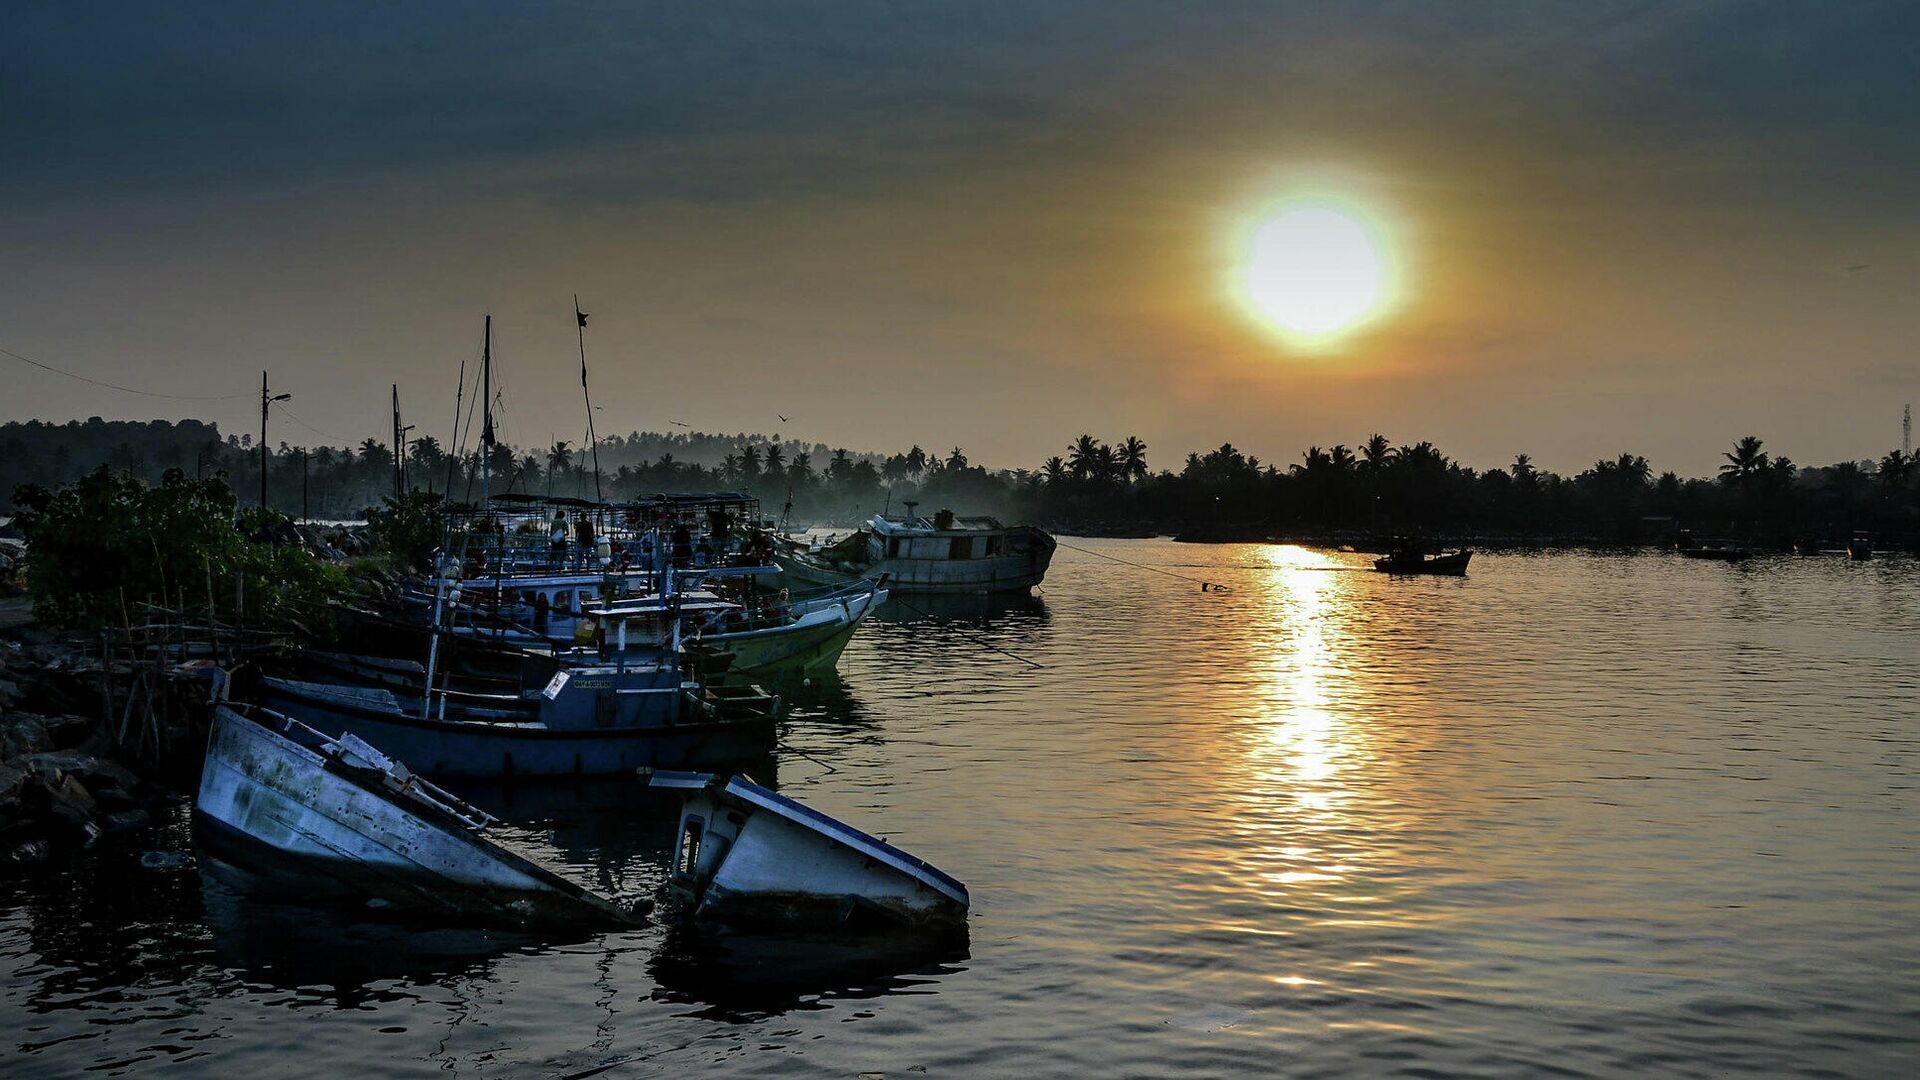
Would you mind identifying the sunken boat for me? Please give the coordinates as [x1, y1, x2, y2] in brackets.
[650, 771, 969, 935]
[196, 702, 637, 926]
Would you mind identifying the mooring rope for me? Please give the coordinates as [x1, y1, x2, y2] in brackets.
[1052, 539, 1233, 593]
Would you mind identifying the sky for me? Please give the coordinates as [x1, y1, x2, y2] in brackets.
[4, 1, 1917, 477]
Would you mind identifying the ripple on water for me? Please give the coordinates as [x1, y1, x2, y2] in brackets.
[3, 545, 1918, 1078]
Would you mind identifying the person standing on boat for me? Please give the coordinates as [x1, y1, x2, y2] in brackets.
[549, 510, 568, 568]
[671, 523, 693, 567]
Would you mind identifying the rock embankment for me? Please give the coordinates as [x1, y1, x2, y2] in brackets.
[0, 639, 175, 864]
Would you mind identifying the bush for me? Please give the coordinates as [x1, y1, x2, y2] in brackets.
[365, 489, 446, 571]
[11, 467, 349, 630]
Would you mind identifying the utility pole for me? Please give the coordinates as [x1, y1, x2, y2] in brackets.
[301, 449, 310, 523]
[259, 371, 291, 512]
[1904, 403, 1912, 456]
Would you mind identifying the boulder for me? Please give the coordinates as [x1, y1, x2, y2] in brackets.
[43, 715, 93, 751]
[1, 714, 53, 759]
[24, 750, 143, 796]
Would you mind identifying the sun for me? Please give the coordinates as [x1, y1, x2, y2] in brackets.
[1231, 197, 1398, 349]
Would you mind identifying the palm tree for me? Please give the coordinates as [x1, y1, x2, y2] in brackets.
[1360, 434, 1393, 476]
[1118, 436, 1149, 483]
[738, 444, 762, 480]
[763, 443, 785, 476]
[1878, 449, 1912, 488]
[905, 445, 927, 476]
[1041, 456, 1068, 486]
[881, 454, 910, 485]
[946, 446, 969, 471]
[1719, 435, 1768, 488]
[1612, 452, 1651, 487]
[1067, 434, 1103, 480]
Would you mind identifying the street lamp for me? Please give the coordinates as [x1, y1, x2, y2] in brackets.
[260, 371, 291, 512]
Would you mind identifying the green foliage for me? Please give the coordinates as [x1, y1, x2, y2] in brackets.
[366, 489, 447, 570]
[10, 466, 348, 630]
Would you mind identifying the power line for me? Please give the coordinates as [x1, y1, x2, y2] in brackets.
[271, 400, 356, 445]
[0, 342, 255, 401]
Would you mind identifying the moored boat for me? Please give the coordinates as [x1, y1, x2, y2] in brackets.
[248, 657, 777, 779]
[1373, 548, 1472, 575]
[195, 703, 637, 926]
[777, 509, 1054, 594]
[1678, 539, 1753, 562]
[649, 771, 969, 934]
[691, 579, 888, 677]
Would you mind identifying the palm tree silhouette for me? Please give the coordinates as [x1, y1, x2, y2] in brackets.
[1118, 435, 1149, 483]
[1719, 435, 1768, 488]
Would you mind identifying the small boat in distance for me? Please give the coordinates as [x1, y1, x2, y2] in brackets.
[649, 770, 970, 935]
[1373, 546, 1472, 575]
[777, 504, 1054, 594]
[1678, 538, 1753, 562]
[196, 703, 637, 926]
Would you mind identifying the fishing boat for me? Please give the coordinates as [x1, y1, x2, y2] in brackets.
[776, 506, 1054, 594]
[248, 654, 777, 779]
[649, 770, 969, 934]
[1373, 548, 1472, 575]
[195, 701, 637, 926]
[684, 579, 887, 677]
[1678, 539, 1753, 562]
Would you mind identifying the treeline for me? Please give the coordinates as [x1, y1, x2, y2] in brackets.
[5, 418, 1918, 546]
[1017, 433, 1920, 546]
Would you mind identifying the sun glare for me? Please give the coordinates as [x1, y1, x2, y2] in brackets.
[1231, 198, 1398, 349]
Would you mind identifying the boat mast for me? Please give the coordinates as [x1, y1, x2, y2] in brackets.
[574, 295, 603, 503]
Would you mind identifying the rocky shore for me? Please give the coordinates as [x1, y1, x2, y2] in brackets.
[0, 636, 182, 865]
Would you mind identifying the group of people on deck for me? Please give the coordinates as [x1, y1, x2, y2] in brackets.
[543, 509, 735, 572]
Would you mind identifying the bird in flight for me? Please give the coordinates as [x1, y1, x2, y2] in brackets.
[777, 413, 790, 423]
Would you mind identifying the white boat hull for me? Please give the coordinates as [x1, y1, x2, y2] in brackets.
[651, 771, 968, 933]
[196, 706, 631, 924]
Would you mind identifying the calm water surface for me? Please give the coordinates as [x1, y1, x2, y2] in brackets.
[4, 543, 1917, 1077]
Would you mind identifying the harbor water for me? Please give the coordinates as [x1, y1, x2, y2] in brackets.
[4, 542, 1917, 1077]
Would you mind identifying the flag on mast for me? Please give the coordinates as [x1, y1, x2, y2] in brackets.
[575, 301, 590, 387]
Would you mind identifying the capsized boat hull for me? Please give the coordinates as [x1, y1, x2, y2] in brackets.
[195, 705, 633, 925]
[651, 771, 968, 935]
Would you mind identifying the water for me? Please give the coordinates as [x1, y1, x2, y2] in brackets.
[5, 543, 1918, 1077]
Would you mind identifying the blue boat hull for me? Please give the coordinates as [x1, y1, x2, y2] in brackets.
[255, 688, 776, 779]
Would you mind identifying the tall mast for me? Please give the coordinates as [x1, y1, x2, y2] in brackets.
[480, 315, 494, 511]
[443, 357, 465, 496]
[391, 384, 402, 499]
[574, 295, 603, 502]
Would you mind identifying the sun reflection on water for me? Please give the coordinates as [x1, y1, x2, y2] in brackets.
[1238, 545, 1379, 890]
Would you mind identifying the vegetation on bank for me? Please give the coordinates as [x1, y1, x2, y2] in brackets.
[9, 467, 351, 631]
[3, 419, 1917, 547]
